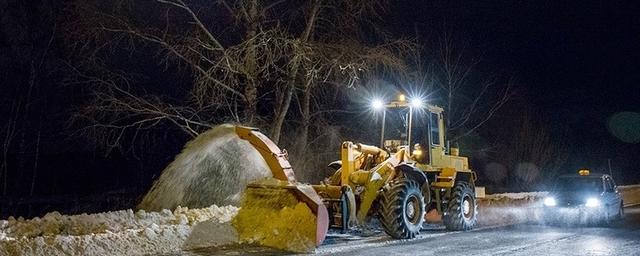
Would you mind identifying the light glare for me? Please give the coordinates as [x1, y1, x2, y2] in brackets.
[371, 99, 384, 110]
[585, 198, 600, 208]
[410, 98, 423, 108]
[543, 197, 556, 206]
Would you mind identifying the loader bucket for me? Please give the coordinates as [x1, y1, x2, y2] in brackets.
[232, 178, 329, 252]
[231, 126, 329, 252]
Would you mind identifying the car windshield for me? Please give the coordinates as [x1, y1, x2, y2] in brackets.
[553, 177, 602, 192]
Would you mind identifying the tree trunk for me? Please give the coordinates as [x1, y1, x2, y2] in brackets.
[2, 117, 17, 196]
[244, 81, 257, 124]
[242, 0, 259, 124]
[270, 59, 299, 144]
[30, 94, 45, 196]
[17, 62, 37, 194]
[29, 128, 41, 196]
[298, 77, 313, 153]
[1, 128, 10, 196]
[269, 0, 321, 144]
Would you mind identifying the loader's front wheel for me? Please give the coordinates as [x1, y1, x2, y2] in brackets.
[443, 181, 477, 231]
[379, 178, 425, 239]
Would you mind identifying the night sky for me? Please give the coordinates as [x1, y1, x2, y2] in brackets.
[393, 0, 640, 180]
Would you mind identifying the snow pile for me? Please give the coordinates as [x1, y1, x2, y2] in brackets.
[0, 205, 238, 256]
[619, 185, 640, 206]
[484, 191, 548, 201]
[139, 124, 272, 211]
[477, 192, 546, 226]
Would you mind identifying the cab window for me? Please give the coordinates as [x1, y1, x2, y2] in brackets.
[429, 112, 440, 145]
[411, 110, 428, 146]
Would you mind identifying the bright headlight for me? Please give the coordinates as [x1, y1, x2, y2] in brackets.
[371, 99, 384, 110]
[543, 197, 556, 207]
[585, 198, 600, 208]
[410, 98, 423, 108]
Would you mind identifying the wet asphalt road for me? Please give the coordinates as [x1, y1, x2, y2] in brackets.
[184, 206, 640, 256]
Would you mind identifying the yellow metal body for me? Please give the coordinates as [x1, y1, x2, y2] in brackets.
[233, 95, 475, 236]
[313, 142, 412, 224]
[418, 104, 475, 188]
[314, 99, 476, 228]
[235, 126, 296, 183]
[232, 126, 329, 249]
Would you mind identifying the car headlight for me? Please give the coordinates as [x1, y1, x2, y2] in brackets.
[543, 197, 556, 207]
[585, 198, 600, 208]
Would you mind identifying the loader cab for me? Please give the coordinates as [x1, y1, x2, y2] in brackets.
[375, 95, 447, 165]
[414, 108, 446, 164]
[380, 106, 409, 151]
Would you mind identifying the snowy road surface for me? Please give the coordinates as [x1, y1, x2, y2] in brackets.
[180, 206, 640, 256]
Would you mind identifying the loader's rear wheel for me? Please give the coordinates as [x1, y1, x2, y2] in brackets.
[379, 178, 425, 239]
[443, 181, 477, 231]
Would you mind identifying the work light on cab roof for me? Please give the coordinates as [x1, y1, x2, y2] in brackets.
[372, 94, 424, 109]
[371, 98, 385, 110]
[410, 98, 423, 108]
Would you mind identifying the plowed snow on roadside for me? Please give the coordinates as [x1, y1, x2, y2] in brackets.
[0, 205, 238, 256]
[2, 186, 637, 255]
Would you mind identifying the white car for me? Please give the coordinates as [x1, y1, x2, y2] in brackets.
[542, 170, 624, 225]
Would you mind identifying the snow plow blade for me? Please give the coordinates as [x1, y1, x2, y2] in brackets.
[232, 126, 329, 252]
[232, 179, 328, 252]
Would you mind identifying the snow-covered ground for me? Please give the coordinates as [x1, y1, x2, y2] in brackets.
[0, 205, 238, 256]
[1, 186, 637, 255]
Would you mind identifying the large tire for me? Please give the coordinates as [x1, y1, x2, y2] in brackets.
[378, 178, 425, 239]
[443, 181, 477, 231]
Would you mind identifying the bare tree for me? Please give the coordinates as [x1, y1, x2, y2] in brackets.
[65, 0, 296, 143]
[0, 108, 18, 195]
[65, 0, 412, 151]
[430, 33, 513, 142]
[287, 0, 415, 149]
[0, 2, 58, 196]
[498, 111, 567, 190]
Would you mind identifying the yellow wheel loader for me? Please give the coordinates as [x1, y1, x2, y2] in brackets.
[312, 94, 478, 238]
[228, 94, 476, 251]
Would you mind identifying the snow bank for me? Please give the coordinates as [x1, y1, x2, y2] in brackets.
[619, 185, 640, 206]
[477, 186, 639, 226]
[477, 191, 546, 226]
[484, 191, 548, 200]
[0, 205, 238, 256]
